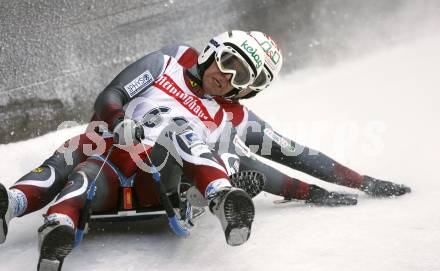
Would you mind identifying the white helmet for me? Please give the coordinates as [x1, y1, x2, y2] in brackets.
[247, 31, 283, 92]
[198, 30, 266, 92]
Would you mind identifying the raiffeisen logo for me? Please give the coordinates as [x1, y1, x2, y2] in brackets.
[155, 75, 214, 124]
[241, 40, 263, 69]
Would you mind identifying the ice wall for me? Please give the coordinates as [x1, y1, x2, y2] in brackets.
[0, 0, 438, 143]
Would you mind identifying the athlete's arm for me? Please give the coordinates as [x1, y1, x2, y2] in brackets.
[94, 51, 169, 130]
[159, 44, 199, 69]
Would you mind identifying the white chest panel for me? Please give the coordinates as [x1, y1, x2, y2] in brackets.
[124, 58, 227, 146]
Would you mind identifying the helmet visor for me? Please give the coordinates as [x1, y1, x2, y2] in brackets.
[217, 51, 253, 88]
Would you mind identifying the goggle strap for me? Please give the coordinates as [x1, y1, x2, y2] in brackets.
[224, 88, 241, 99]
[264, 64, 273, 80]
[249, 67, 271, 91]
[239, 90, 259, 100]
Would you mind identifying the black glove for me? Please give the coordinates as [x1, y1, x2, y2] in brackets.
[113, 118, 145, 145]
[360, 175, 411, 197]
[305, 185, 358, 206]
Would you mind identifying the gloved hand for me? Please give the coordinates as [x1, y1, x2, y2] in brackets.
[360, 175, 411, 197]
[305, 185, 358, 206]
[112, 118, 145, 145]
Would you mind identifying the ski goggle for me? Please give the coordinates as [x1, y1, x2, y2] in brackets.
[248, 65, 272, 91]
[228, 66, 273, 100]
[215, 50, 256, 90]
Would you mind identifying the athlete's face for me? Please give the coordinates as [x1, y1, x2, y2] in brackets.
[202, 62, 234, 96]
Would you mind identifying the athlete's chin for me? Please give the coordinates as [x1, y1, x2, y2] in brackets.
[204, 86, 222, 96]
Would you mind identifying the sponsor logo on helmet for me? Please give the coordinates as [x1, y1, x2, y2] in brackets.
[210, 39, 221, 48]
[241, 40, 263, 69]
[260, 40, 281, 66]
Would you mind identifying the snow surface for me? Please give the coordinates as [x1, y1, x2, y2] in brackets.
[1, 36, 440, 271]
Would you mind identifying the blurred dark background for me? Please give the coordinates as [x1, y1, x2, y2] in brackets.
[0, 0, 438, 143]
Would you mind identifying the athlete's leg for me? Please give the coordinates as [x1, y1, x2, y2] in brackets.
[10, 131, 106, 215]
[37, 157, 119, 270]
[168, 126, 254, 246]
[133, 140, 182, 209]
[1, 132, 106, 243]
[244, 111, 410, 196]
[45, 157, 119, 227]
[239, 156, 357, 206]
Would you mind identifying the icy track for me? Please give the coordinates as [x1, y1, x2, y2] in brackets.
[1, 37, 439, 271]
